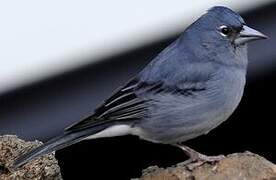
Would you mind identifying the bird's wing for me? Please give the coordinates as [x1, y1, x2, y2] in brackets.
[64, 78, 149, 132]
[65, 72, 210, 133]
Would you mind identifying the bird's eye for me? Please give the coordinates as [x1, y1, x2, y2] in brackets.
[219, 25, 231, 36]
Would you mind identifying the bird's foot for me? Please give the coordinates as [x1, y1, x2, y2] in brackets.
[192, 153, 225, 162]
[176, 144, 225, 170]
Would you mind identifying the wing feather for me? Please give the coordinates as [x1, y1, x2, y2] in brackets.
[65, 76, 208, 132]
[65, 78, 148, 131]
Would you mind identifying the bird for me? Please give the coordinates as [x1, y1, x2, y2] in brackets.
[13, 6, 267, 168]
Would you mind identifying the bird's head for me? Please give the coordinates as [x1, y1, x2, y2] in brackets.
[206, 6, 267, 46]
[181, 6, 268, 67]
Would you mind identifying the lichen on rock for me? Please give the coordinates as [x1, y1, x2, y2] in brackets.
[1, 135, 276, 180]
[0, 135, 62, 180]
[136, 152, 276, 180]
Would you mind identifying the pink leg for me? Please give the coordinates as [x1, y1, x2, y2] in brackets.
[176, 144, 225, 163]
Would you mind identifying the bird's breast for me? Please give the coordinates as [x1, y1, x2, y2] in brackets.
[200, 67, 246, 133]
[215, 68, 246, 114]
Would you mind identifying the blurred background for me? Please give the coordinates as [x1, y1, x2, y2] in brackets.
[0, 0, 275, 179]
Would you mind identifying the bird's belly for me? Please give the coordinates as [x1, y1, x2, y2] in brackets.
[135, 70, 246, 144]
[135, 109, 234, 144]
[174, 72, 246, 143]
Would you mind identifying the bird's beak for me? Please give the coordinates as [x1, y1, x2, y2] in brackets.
[234, 25, 268, 45]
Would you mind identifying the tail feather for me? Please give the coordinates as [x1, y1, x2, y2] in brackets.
[13, 124, 110, 168]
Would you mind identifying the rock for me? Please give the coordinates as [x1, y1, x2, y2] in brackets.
[2, 135, 276, 180]
[0, 135, 62, 180]
[137, 152, 276, 180]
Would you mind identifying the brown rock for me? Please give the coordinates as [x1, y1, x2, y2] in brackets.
[137, 152, 276, 180]
[0, 135, 62, 180]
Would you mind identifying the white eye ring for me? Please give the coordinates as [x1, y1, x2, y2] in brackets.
[219, 25, 230, 37]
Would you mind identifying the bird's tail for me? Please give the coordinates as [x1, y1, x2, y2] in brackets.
[12, 121, 112, 169]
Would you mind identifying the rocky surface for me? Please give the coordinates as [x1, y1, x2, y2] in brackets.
[137, 152, 276, 180]
[0, 135, 62, 180]
[1, 135, 276, 180]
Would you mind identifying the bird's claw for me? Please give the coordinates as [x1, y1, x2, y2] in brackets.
[193, 153, 225, 162]
[176, 144, 225, 170]
[180, 154, 225, 170]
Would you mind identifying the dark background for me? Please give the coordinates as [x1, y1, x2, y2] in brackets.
[1, 3, 276, 179]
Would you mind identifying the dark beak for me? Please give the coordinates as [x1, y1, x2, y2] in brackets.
[234, 25, 268, 45]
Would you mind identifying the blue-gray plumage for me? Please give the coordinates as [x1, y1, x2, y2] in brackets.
[13, 6, 267, 168]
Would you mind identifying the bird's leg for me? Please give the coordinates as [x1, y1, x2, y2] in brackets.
[175, 143, 225, 165]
